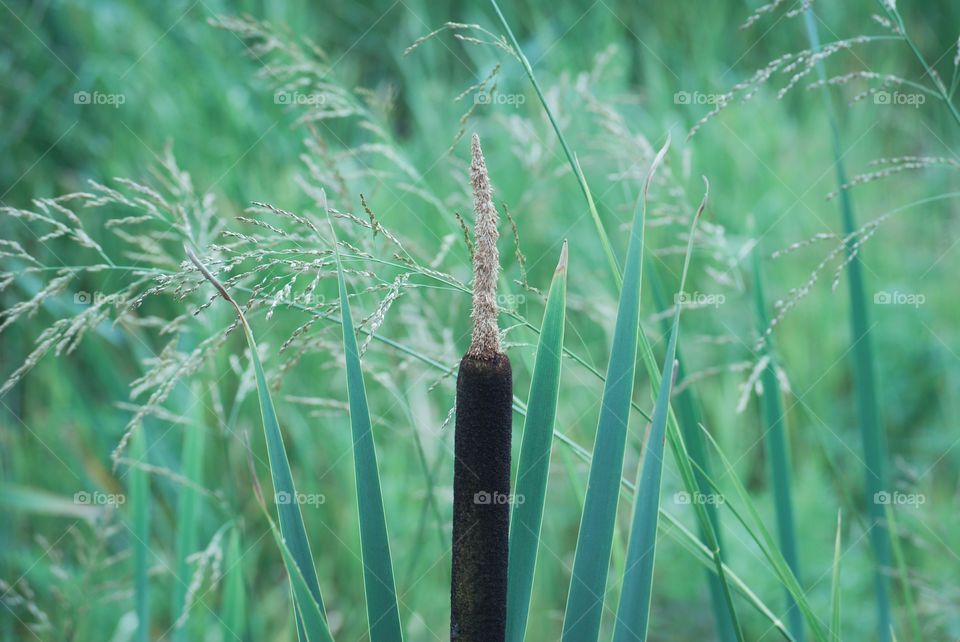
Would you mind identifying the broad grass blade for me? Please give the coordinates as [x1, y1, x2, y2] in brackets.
[506, 241, 568, 642]
[803, 12, 891, 640]
[752, 238, 803, 640]
[611, 179, 705, 642]
[332, 223, 403, 641]
[561, 138, 668, 642]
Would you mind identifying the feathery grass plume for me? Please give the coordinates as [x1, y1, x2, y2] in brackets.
[451, 133, 512, 641]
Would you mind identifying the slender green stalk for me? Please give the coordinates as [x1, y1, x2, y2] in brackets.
[647, 258, 736, 642]
[803, 12, 891, 641]
[878, 2, 960, 127]
[172, 398, 206, 641]
[830, 511, 842, 642]
[489, 0, 621, 288]
[884, 503, 923, 642]
[130, 429, 150, 642]
[752, 238, 803, 641]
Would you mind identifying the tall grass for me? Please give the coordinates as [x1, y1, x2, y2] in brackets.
[1, 2, 957, 640]
[803, 13, 891, 641]
[751, 237, 803, 640]
[612, 180, 708, 642]
[560, 138, 665, 641]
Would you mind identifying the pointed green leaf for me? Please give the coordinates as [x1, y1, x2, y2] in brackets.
[186, 248, 327, 636]
[506, 242, 568, 642]
[752, 235, 803, 641]
[332, 224, 403, 641]
[562, 137, 669, 642]
[612, 179, 705, 642]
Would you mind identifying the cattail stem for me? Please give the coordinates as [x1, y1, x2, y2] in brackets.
[451, 134, 512, 641]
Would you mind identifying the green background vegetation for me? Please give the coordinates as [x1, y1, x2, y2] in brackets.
[1, 1, 958, 640]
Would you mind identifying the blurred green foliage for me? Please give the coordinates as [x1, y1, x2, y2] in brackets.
[2, 0, 959, 640]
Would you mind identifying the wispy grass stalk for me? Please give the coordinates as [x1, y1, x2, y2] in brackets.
[488, 0, 621, 288]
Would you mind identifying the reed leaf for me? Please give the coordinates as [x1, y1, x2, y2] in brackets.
[752, 237, 803, 640]
[561, 137, 668, 642]
[130, 428, 150, 642]
[803, 12, 891, 640]
[331, 220, 403, 641]
[186, 248, 329, 639]
[830, 511, 842, 642]
[611, 178, 705, 642]
[506, 241, 568, 642]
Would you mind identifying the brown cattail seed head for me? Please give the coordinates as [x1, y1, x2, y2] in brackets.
[467, 133, 502, 359]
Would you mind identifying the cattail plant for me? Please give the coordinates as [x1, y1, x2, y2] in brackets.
[450, 133, 512, 641]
